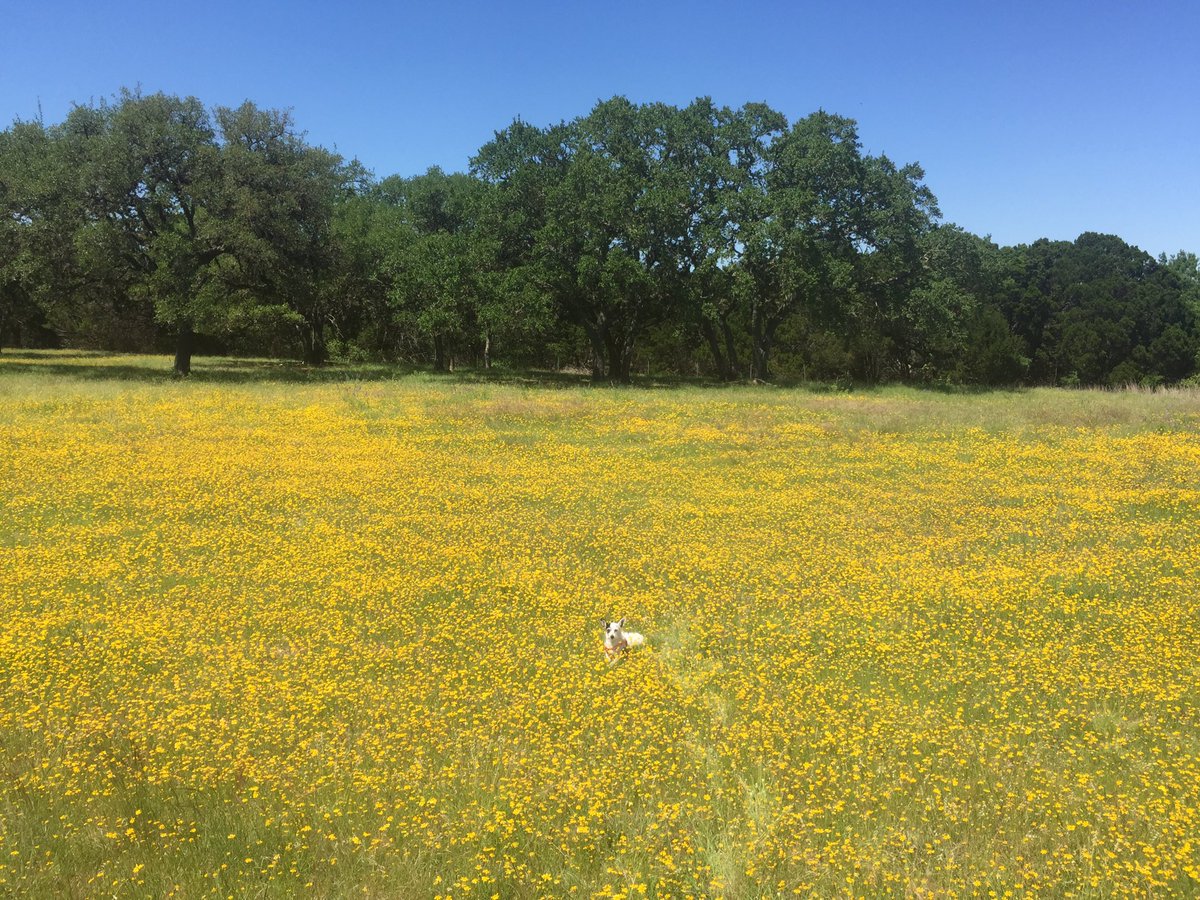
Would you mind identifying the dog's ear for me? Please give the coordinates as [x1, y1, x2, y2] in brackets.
[600, 618, 609, 628]
[617, 617, 626, 629]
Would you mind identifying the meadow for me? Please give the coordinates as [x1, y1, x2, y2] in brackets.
[1, 352, 1199, 898]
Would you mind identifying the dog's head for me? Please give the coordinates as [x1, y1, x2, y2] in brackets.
[601, 617, 627, 649]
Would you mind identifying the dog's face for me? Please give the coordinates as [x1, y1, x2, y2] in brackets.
[602, 617, 626, 648]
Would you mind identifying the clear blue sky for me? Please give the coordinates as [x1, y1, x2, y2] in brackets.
[3, 0, 1197, 257]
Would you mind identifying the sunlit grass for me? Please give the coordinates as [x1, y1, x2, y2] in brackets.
[1, 352, 1198, 897]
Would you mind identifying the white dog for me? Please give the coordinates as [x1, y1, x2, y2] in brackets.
[602, 617, 644, 663]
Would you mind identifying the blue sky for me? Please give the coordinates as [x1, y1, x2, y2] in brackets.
[3, 0, 1197, 256]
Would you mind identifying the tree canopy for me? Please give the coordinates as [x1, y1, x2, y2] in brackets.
[2, 89, 1197, 386]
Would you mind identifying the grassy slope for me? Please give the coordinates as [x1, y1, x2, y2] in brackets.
[1, 352, 1199, 898]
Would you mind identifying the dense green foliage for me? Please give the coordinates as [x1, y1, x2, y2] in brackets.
[2, 90, 1197, 384]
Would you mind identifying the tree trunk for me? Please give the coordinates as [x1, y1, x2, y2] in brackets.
[613, 352, 632, 383]
[433, 334, 447, 372]
[700, 318, 730, 380]
[482, 333, 491, 370]
[301, 317, 328, 366]
[750, 315, 775, 381]
[722, 319, 743, 380]
[582, 322, 607, 381]
[604, 330, 633, 384]
[173, 320, 194, 377]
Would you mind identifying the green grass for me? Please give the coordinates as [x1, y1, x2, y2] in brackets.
[1, 351, 1199, 898]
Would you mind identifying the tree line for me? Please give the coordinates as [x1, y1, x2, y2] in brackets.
[2, 89, 1198, 384]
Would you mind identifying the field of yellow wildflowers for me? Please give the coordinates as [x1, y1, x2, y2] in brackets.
[2, 353, 1199, 898]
